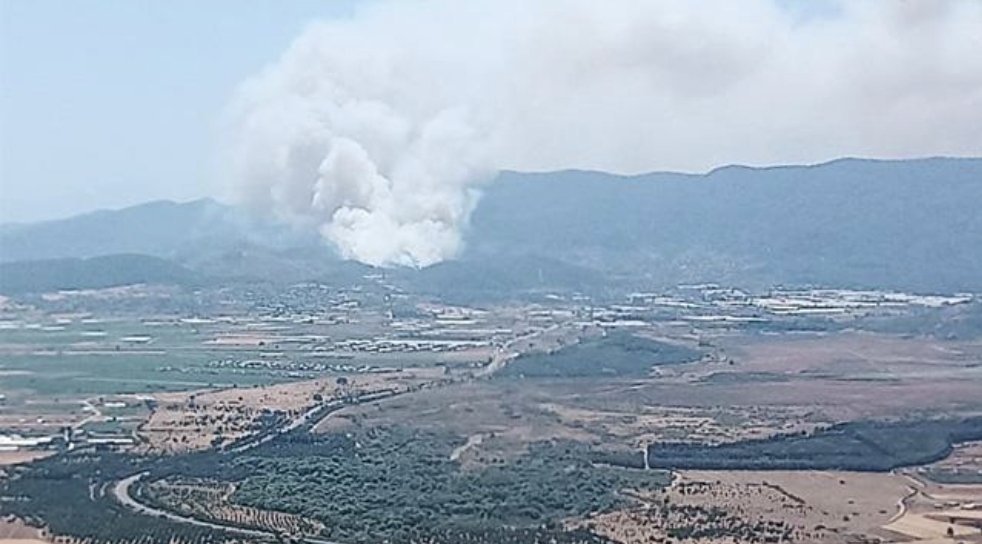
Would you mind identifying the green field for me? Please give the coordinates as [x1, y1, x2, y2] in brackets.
[0, 352, 310, 396]
[1, 319, 301, 397]
[0, 317, 459, 398]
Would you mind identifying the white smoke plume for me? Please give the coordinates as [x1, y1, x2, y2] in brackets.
[224, 0, 982, 267]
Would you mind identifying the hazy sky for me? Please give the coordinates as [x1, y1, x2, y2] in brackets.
[0, 0, 355, 222]
[2, 0, 981, 225]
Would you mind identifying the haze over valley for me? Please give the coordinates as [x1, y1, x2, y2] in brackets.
[2, 2, 982, 544]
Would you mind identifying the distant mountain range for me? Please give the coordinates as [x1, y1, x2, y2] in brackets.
[1, 157, 980, 295]
[469, 157, 982, 292]
[0, 198, 315, 263]
[0, 254, 197, 295]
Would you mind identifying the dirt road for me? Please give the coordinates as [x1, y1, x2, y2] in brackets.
[476, 324, 563, 377]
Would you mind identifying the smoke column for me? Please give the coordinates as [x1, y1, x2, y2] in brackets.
[224, 0, 982, 267]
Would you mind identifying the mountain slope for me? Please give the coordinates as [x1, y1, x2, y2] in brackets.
[0, 198, 313, 263]
[0, 254, 198, 294]
[2, 157, 980, 293]
[467, 157, 982, 291]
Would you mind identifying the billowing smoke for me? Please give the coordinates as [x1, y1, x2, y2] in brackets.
[222, 6, 498, 267]
[224, 0, 982, 267]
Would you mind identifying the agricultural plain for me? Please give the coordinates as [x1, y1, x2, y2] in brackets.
[1, 285, 982, 544]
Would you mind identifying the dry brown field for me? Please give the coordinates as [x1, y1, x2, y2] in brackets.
[315, 377, 823, 468]
[600, 332, 982, 421]
[312, 331, 982, 471]
[4, 326, 981, 544]
[715, 332, 982, 386]
[877, 472, 982, 543]
[576, 470, 915, 544]
[139, 366, 446, 452]
[0, 517, 47, 544]
[299, 330, 982, 544]
[577, 469, 982, 544]
[0, 451, 53, 466]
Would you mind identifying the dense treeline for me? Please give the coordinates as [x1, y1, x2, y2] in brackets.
[0, 452, 229, 543]
[591, 417, 982, 472]
[500, 332, 701, 378]
[0, 427, 662, 544]
[10, 411, 979, 544]
[230, 427, 669, 543]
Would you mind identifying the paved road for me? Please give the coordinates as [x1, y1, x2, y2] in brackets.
[112, 393, 400, 543]
[227, 398, 346, 453]
[113, 473, 341, 544]
[111, 342, 531, 542]
[113, 473, 272, 539]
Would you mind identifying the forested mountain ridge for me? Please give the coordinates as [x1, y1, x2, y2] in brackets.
[2, 157, 980, 293]
[469, 157, 982, 291]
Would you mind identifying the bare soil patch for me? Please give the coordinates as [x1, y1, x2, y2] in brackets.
[876, 472, 982, 542]
[721, 333, 982, 373]
[140, 367, 444, 452]
[578, 470, 911, 544]
[0, 451, 53, 466]
[0, 517, 46, 542]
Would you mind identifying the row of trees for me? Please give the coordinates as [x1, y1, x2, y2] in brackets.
[0, 452, 230, 544]
[592, 416, 982, 472]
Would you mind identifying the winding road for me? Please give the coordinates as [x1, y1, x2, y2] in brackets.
[111, 325, 570, 541]
[114, 467, 343, 544]
[476, 323, 563, 377]
[888, 471, 924, 524]
[113, 473, 277, 540]
[111, 391, 405, 543]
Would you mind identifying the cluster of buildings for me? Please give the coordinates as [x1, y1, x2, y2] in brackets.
[202, 358, 399, 375]
[330, 337, 490, 353]
[619, 286, 975, 325]
[0, 428, 135, 455]
[0, 432, 54, 452]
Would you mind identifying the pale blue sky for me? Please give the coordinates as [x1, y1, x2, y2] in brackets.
[2, 0, 978, 225]
[0, 0, 355, 222]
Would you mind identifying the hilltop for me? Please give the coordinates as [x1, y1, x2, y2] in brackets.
[2, 157, 980, 294]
